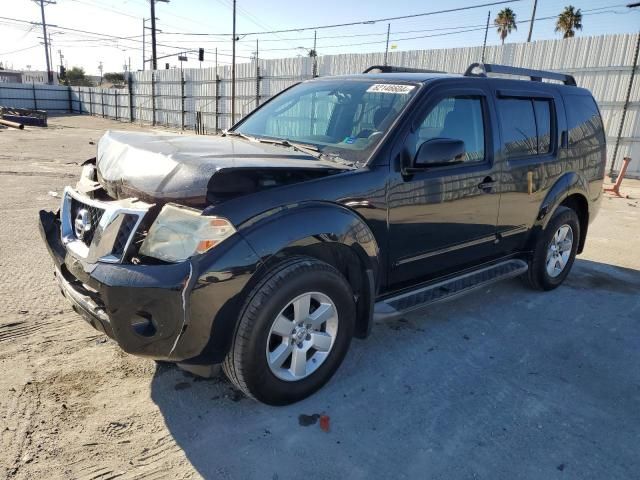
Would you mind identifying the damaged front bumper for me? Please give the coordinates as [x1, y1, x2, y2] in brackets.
[39, 198, 261, 364]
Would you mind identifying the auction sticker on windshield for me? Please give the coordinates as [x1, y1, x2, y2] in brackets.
[366, 84, 416, 94]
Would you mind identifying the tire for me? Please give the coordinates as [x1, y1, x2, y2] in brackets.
[523, 206, 580, 291]
[223, 256, 356, 405]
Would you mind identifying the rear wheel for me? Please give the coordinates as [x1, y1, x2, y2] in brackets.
[523, 206, 580, 291]
[223, 257, 355, 405]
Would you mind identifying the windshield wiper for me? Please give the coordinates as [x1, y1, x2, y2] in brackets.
[259, 138, 321, 158]
[222, 130, 256, 142]
[258, 138, 355, 167]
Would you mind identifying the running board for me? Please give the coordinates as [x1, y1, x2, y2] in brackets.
[374, 259, 528, 321]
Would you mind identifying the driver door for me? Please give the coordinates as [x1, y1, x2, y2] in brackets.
[387, 82, 502, 288]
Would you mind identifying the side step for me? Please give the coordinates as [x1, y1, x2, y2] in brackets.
[374, 259, 528, 321]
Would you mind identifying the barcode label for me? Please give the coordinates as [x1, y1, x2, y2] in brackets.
[366, 84, 416, 94]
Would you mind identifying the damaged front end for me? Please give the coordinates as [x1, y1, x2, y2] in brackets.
[39, 160, 262, 363]
[39, 130, 348, 363]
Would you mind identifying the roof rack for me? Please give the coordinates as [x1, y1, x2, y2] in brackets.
[464, 63, 577, 86]
[363, 65, 446, 74]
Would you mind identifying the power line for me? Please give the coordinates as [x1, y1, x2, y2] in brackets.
[236, 7, 633, 52]
[66, 0, 141, 19]
[0, 15, 254, 59]
[154, 2, 631, 38]
[0, 44, 42, 55]
[0, 2, 634, 68]
[154, 0, 526, 36]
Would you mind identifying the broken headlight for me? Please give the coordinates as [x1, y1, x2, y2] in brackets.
[139, 204, 236, 262]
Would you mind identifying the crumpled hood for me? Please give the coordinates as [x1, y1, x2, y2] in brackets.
[96, 130, 347, 205]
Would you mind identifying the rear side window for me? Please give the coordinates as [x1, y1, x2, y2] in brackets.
[565, 95, 605, 148]
[498, 97, 554, 159]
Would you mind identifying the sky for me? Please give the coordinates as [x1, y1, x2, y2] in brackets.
[0, 0, 638, 75]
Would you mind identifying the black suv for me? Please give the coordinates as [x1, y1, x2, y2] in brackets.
[39, 63, 606, 405]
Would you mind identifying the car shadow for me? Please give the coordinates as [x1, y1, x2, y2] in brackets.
[150, 258, 640, 479]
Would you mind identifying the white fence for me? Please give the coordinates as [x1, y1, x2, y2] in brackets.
[1, 33, 638, 177]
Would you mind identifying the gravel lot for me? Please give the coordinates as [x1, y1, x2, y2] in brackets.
[1, 115, 639, 480]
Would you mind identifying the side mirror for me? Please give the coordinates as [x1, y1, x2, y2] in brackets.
[413, 138, 466, 168]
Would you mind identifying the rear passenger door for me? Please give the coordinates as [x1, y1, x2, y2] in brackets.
[492, 87, 566, 253]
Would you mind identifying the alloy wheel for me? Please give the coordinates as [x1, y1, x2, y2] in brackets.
[265, 291, 339, 381]
[546, 224, 574, 278]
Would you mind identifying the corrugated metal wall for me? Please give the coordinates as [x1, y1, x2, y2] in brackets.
[1, 33, 638, 176]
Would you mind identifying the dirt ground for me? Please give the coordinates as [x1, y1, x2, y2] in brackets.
[1, 115, 639, 480]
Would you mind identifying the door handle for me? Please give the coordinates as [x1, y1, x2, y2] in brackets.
[478, 176, 496, 192]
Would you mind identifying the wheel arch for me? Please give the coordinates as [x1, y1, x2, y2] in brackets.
[239, 201, 380, 340]
[532, 172, 590, 253]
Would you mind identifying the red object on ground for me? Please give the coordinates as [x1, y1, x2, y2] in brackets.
[319, 415, 330, 432]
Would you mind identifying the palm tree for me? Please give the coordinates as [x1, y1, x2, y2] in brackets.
[556, 6, 583, 39]
[494, 8, 517, 45]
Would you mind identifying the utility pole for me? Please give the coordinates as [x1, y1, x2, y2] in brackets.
[231, 0, 237, 126]
[384, 23, 391, 66]
[149, 0, 169, 70]
[150, 1, 157, 70]
[527, 0, 538, 42]
[48, 33, 54, 79]
[35, 0, 55, 84]
[610, 6, 640, 176]
[482, 10, 490, 62]
[312, 30, 318, 77]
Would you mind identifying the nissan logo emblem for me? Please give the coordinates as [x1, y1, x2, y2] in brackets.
[74, 209, 92, 240]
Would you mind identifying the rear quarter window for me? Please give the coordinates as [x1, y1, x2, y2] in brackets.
[565, 95, 605, 148]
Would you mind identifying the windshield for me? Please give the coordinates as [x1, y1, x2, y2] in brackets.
[234, 79, 419, 164]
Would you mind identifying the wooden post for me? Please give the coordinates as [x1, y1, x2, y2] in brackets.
[215, 74, 220, 133]
[128, 74, 134, 123]
[151, 72, 156, 126]
[181, 69, 185, 131]
[255, 65, 260, 108]
[32, 82, 38, 110]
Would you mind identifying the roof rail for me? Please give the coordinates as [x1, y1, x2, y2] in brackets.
[363, 65, 445, 74]
[464, 62, 577, 86]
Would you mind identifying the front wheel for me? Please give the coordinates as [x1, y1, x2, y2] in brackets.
[223, 257, 355, 405]
[523, 206, 580, 291]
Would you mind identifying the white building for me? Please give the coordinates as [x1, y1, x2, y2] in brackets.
[0, 70, 58, 84]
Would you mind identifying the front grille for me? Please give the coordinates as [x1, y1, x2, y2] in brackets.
[70, 198, 105, 246]
[112, 214, 138, 256]
[60, 187, 150, 264]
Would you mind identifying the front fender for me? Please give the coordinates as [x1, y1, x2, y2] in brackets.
[239, 201, 380, 281]
[179, 202, 381, 364]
